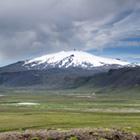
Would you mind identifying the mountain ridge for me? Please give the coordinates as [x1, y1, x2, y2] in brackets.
[0, 66, 140, 89]
[0, 50, 130, 73]
[23, 50, 129, 70]
[0, 51, 139, 89]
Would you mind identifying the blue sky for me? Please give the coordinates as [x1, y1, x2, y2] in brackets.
[89, 37, 140, 63]
[0, 0, 139, 66]
[89, 46, 140, 63]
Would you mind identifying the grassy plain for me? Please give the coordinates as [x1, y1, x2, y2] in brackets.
[0, 87, 140, 133]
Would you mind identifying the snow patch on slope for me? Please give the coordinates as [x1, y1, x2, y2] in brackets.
[24, 51, 129, 69]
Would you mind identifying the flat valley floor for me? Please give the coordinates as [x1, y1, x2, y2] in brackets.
[0, 87, 140, 133]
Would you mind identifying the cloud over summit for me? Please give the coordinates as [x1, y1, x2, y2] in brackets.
[0, 0, 139, 65]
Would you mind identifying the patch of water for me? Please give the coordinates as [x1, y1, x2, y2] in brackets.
[16, 102, 40, 106]
[2, 102, 40, 106]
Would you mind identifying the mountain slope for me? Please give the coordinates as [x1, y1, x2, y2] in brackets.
[0, 51, 129, 73]
[0, 67, 140, 89]
[24, 51, 129, 70]
[0, 68, 93, 88]
[0, 50, 138, 89]
[86, 66, 140, 88]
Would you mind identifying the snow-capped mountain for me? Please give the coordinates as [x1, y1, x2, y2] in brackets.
[23, 50, 129, 70]
[0, 50, 139, 88]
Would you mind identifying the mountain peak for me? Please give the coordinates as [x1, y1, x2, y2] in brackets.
[23, 50, 129, 70]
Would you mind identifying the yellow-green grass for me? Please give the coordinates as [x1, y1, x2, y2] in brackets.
[0, 88, 140, 133]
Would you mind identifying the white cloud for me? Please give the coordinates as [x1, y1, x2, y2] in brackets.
[0, 0, 139, 65]
[73, 7, 140, 50]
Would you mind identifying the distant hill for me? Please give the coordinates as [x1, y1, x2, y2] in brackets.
[0, 66, 139, 89]
[86, 66, 140, 89]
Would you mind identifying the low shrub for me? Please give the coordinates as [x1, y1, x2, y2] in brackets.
[31, 137, 40, 140]
[69, 136, 78, 140]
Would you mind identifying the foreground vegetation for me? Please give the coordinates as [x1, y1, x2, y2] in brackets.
[0, 128, 140, 140]
[0, 87, 140, 133]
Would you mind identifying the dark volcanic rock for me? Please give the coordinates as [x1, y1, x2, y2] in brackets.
[0, 66, 140, 89]
[88, 66, 140, 88]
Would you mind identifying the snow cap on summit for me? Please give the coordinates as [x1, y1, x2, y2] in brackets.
[24, 50, 129, 69]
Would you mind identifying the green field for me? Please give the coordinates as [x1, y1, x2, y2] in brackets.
[0, 87, 140, 133]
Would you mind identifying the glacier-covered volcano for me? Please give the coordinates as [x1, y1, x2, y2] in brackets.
[23, 50, 129, 70]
